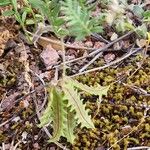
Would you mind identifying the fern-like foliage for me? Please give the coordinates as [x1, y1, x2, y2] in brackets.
[61, 0, 103, 40]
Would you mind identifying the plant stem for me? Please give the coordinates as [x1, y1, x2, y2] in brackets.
[61, 38, 66, 79]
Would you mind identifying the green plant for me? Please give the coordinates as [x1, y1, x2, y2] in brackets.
[0, 0, 11, 6]
[104, 0, 149, 38]
[0, 0, 109, 144]
[61, 0, 103, 40]
[2, 0, 26, 32]
[39, 77, 109, 143]
[1, 0, 104, 39]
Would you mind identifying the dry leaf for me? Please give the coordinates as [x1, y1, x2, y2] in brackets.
[94, 41, 105, 49]
[136, 39, 147, 48]
[38, 36, 62, 50]
[84, 41, 93, 47]
[104, 53, 115, 63]
[40, 44, 59, 69]
[0, 92, 19, 111]
[110, 32, 118, 41]
[0, 29, 13, 56]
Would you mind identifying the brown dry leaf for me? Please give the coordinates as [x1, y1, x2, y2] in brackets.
[38, 36, 62, 50]
[40, 44, 59, 69]
[104, 53, 116, 63]
[136, 39, 147, 48]
[121, 125, 132, 134]
[94, 41, 105, 49]
[39, 71, 52, 80]
[69, 41, 85, 48]
[113, 41, 123, 50]
[110, 32, 118, 41]
[84, 41, 93, 47]
[33, 143, 40, 150]
[0, 92, 19, 111]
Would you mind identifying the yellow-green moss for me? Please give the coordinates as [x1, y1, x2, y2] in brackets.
[73, 54, 150, 149]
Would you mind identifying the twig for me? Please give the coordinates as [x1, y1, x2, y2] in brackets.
[27, 31, 95, 51]
[107, 107, 149, 150]
[54, 55, 86, 68]
[72, 48, 141, 77]
[12, 140, 21, 150]
[79, 52, 103, 72]
[88, 31, 134, 57]
[0, 117, 14, 128]
[92, 33, 110, 44]
[80, 31, 134, 72]
[127, 146, 150, 150]
[99, 103, 150, 110]
[55, 31, 134, 70]
[2, 143, 5, 150]
[29, 69, 47, 112]
[122, 83, 150, 96]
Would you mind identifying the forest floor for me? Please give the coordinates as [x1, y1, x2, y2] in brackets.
[0, 1, 150, 150]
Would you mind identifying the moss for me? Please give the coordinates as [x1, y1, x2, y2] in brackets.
[73, 54, 150, 149]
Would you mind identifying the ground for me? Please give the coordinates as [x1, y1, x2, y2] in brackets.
[0, 1, 150, 150]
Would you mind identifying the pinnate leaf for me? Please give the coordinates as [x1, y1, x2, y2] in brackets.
[64, 77, 109, 99]
[62, 81, 94, 128]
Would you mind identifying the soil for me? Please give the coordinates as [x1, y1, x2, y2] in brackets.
[0, 4, 150, 150]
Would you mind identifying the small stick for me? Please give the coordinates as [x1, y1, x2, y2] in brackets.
[79, 52, 103, 72]
[0, 117, 14, 128]
[29, 69, 47, 112]
[79, 31, 134, 72]
[107, 117, 145, 150]
[107, 108, 149, 150]
[55, 31, 134, 69]
[127, 146, 150, 150]
[92, 33, 110, 44]
[72, 48, 141, 77]
[88, 31, 134, 57]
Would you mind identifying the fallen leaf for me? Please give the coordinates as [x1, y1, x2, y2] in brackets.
[0, 92, 19, 111]
[33, 143, 40, 149]
[110, 32, 118, 41]
[104, 53, 115, 63]
[136, 39, 147, 48]
[21, 131, 28, 143]
[94, 41, 105, 49]
[38, 36, 62, 50]
[113, 41, 123, 50]
[84, 41, 93, 47]
[40, 44, 59, 69]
